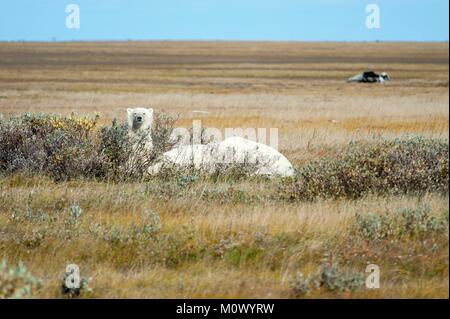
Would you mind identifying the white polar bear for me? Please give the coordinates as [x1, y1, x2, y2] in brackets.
[148, 136, 295, 178]
[126, 108, 295, 178]
[127, 107, 153, 133]
[218, 136, 294, 177]
[127, 107, 154, 149]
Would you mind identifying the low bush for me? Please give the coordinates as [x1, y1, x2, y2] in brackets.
[0, 259, 42, 299]
[88, 209, 161, 244]
[353, 205, 449, 241]
[0, 113, 103, 180]
[281, 137, 449, 201]
[290, 262, 364, 296]
[0, 113, 175, 181]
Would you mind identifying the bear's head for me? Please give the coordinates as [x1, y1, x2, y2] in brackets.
[127, 107, 154, 132]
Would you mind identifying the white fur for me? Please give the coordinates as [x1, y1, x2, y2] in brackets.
[149, 136, 294, 178]
[127, 107, 154, 133]
[125, 109, 294, 178]
[127, 107, 154, 150]
[218, 136, 294, 177]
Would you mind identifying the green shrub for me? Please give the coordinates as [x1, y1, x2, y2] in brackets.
[354, 213, 384, 241]
[319, 262, 365, 292]
[97, 119, 131, 177]
[281, 137, 449, 201]
[0, 113, 103, 181]
[0, 112, 175, 181]
[353, 205, 449, 241]
[289, 272, 314, 296]
[68, 203, 83, 224]
[290, 262, 364, 296]
[0, 259, 42, 299]
[89, 209, 161, 244]
[98, 113, 176, 180]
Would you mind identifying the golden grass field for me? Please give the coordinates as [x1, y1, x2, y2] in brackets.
[0, 41, 448, 298]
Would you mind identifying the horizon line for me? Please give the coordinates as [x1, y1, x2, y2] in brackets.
[1, 39, 449, 43]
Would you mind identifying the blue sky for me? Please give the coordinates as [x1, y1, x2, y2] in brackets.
[0, 0, 448, 41]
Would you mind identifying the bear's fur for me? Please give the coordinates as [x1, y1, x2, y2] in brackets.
[148, 136, 295, 178]
[127, 107, 154, 149]
[127, 107, 153, 134]
[125, 108, 294, 178]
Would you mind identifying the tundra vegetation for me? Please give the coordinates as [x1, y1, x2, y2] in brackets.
[0, 42, 448, 298]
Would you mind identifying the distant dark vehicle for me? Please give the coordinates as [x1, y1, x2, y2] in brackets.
[347, 71, 390, 83]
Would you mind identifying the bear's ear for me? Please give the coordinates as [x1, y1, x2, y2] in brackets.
[127, 108, 133, 115]
[148, 108, 154, 115]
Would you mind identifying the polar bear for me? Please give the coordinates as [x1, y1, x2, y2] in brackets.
[148, 136, 295, 178]
[127, 107, 154, 149]
[125, 108, 295, 178]
[217, 136, 294, 177]
[127, 107, 154, 134]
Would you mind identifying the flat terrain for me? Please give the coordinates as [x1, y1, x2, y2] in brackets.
[0, 41, 448, 298]
[0, 41, 448, 165]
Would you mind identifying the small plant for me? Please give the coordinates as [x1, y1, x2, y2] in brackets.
[289, 272, 316, 296]
[69, 203, 82, 224]
[396, 206, 448, 238]
[353, 205, 449, 241]
[0, 259, 42, 299]
[319, 262, 364, 292]
[89, 209, 161, 244]
[140, 209, 162, 236]
[354, 213, 384, 241]
[24, 207, 49, 224]
[289, 262, 364, 297]
[177, 175, 199, 187]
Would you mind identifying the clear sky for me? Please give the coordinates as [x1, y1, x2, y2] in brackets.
[0, 0, 448, 41]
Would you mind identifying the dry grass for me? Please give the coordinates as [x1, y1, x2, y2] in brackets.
[0, 41, 448, 298]
[0, 176, 448, 298]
